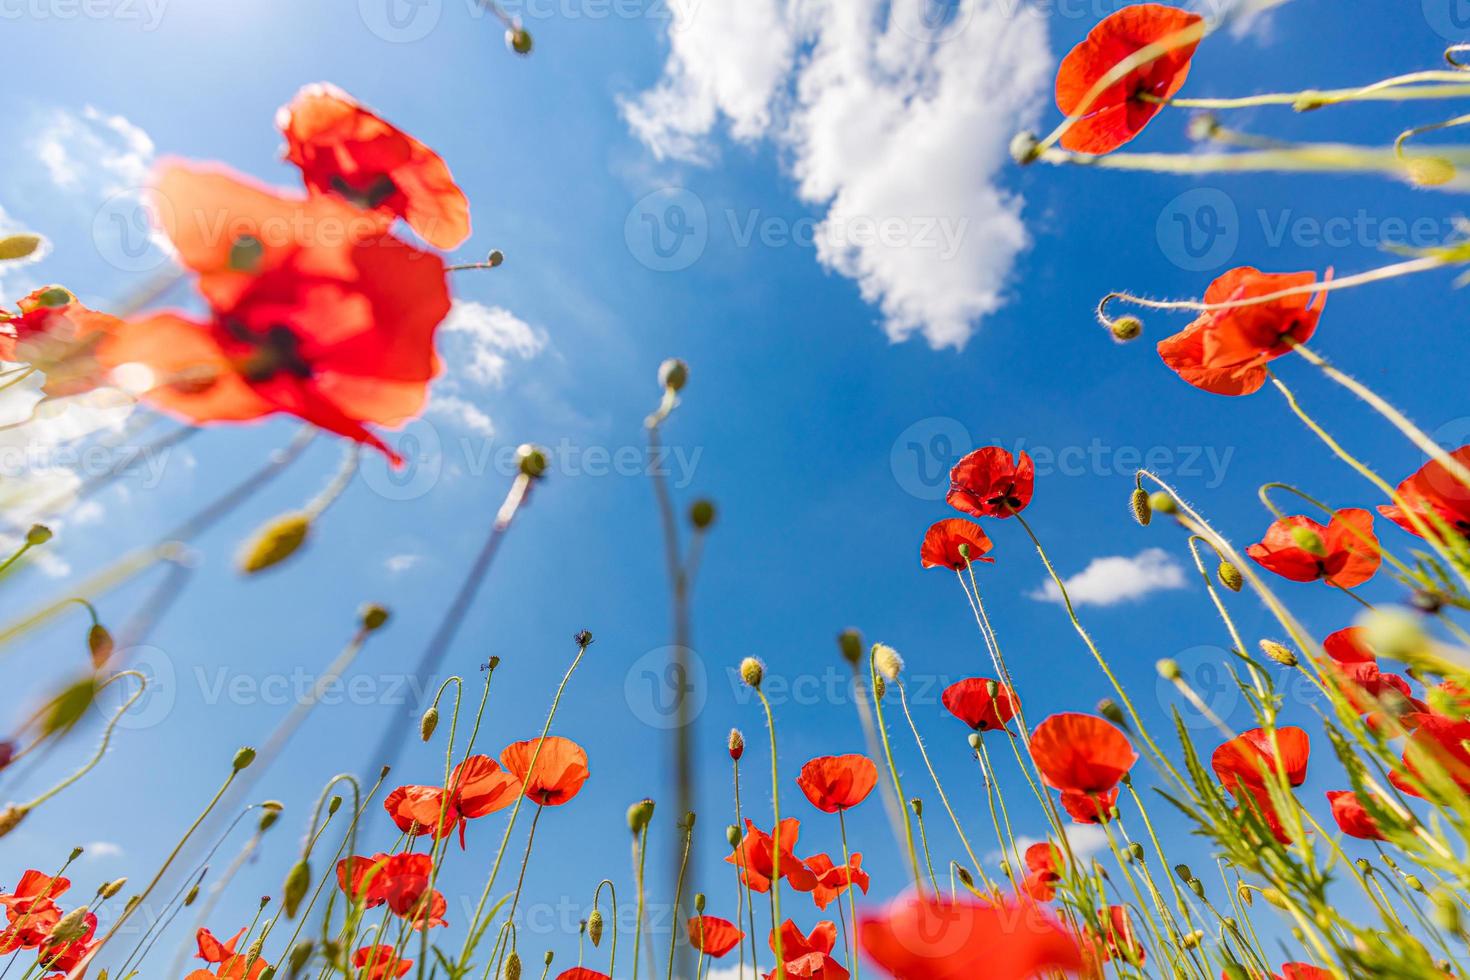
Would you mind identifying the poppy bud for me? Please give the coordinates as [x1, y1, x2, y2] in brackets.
[506, 24, 533, 55]
[999, 860, 1011, 879]
[1096, 699, 1128, 731]
[689, 499, 716, 530]
[87, 623, 114, 669]
[487, 249, 506, 267]
[1259, 639, 1297, 667]
[1156, 659, 1181, 681]
[1261, 888, 1287, 909]
[1354, 858, 1371, 875]
[99, 877, 126, 899]
[517, 444, 549, 479]
[909, 798, 923, 817]
[1125, 842, 1144, 862]
[1433, 889, 1462, 933]
[288, 941, 314, 978]
[283, 860, 311, 918]
[725, 824, 741, 849]
[184, 884, 200, 906]
[325, 796, 341, 815]
[1221, 964, 1249, 980]
[42, 677, 98, 736]
[574, 631, 593, 648]
[681, 810, 697, 832]
[1090, 860, 1106, 881]
[25, 524, 52, 546]
[872, 643, 904, 680]
[361, 604, 391, 632]
[259, 804, 283, 832]
[1008, 131, 1041, 165]
[543, 952, 554, 967]
[1130, 488, 1151, 526]
[0, 233, 43, 261]
[837, 629, 862, 665]
[966, 732, 982, 752]
[588, 909, 604, 946]
[239, 513, 312, 574]
[727, 728, 744, 761]
[627, 798, 656, 834]
[1217, 560, 1243, 592]
[1289, 525, 1326, 557]
[738, 657, 764, 688]
[694, 892, 706, 913]
[1408, 157, 1455, 187]
[956, 866, 974, 888]
[1181, 930, 1203, 949]
[1109, 316, 1142, 343]
[872, 675, 886, 700]
[233, 746, 258, 771]
[1406, 875, 1425, 892]
[658, 358, 689, 392]
[48, 906, 91, 944]
[421, 706, 440, 742]
[504, 950, 523, 980]
[1147, 491, 1176, 516]
[0, 741, 13, 772]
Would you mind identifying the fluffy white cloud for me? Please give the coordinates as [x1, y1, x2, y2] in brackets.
[83, 841, 124, 860]
[442, 301, 547, 387]
[34, 106, 154, 197]
[384, 553, 423, 574]
[1028, 547, 1187, 607]
[623, 0, 1053, 348]
[429, 394, 495, 436]
[1006, 824, 1110, 865]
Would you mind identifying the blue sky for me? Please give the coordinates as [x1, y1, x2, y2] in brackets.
[0, 0, 1466, 974]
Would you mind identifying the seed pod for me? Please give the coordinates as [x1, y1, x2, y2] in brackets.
[966, 732, 983, 752]
[1289, 525, 1326, 557]
[360, 604, 391, 632]
[487, 250, 505, 267]
[690, 500, 716, 530]
[627, 798, 655, 834]
[658, 358, 689, 392]
[909, 798, 923, 818]
[516, 444, 549, 479]
[956, 866, 974, 887]
[543, 952, 553, 967]
[739, 658, 764, 688]
[420, 707, 440, 742]
[239, 513, 311, 574]
[1130, 488, 1151, 526]
[287, 941, 314, 978]
[233, 747, 257, 771]
[1217, 560, 1243, 592]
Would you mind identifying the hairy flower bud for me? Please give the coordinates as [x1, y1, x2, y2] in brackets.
[1217, 560, 1244, 592]
[1125, 842, 1144, 862]
[1259, 639, 1298, 667]
[627, 798, 655, 834]
[420, 707, 440, 742]
[588, 909, 604, 947]
[1109, 316, 1142, 343]
[956, 865, 974, 887]
[739, 657, 765, 688]
[1157, 659, 1181, 681]
[1096, 699, 1128, 730]
[99, 878, 126, 900]
[872, 675, 886, 700]
[658, 358, 689, 392]
[1147, 491, 1177, 516]
[727, 728, 744, 761]
[239, 513, 311, 574]
[1130, 488, 1151, 526]
[504, 950, 522, 980]
[872, 644, 904, 681]
[694, 892, 706, 913]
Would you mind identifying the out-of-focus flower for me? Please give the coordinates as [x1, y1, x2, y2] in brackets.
[1325, 790, 1385, 841]
[1022, 842, 1063, 901]
[860, 894, 1082, 980]
[1379, 445, 1470, 543]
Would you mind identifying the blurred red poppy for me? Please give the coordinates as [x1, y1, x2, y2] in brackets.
[765, 920, 845, 980]
[384, 754, 519, 847]
[279, 84, 471, 250]
[1379, 445, 1470, 543]
[725, 818, 817, 894]
[1322, 627, 1376, 665]
[1022, 842, 1062, 901]
[1282, 965, 1332, 980]
[1031, 713, 1137, 795]
[555, 971, 611, 980]
[1245, 510, 1380, 588]
[1054, 4, 1204, 154]
[1157, 268, 1325, 396]
[353, 944, 411, 980]
[921, 519, 996, 571]
[1393, 713, 1470, 798]
[38, 911, 96, 976]
[860, 894, 1083, 980]
[1094, 906, 1145, 965]
[805, 852, 869, 911]
[942, 678, 1020, 733]
[103, 163, 450, 464]
[796, 754, 878, 813]
[1325, 790, 1385, 841]
[0, 287, 122, 398]
[500, 736, 591, 806]
[686, 915, 744, 957]
[947, 447, 1034, 519]
[1212, 727, 1311, 794]
[1059, 787, 1119, 825]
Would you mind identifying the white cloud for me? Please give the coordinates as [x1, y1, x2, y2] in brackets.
[1027, 548, 1187, 607]
[384, 553, 422, 574]
[623, 0, 1053, 348]
[83, 841, 124, 860]
[34, 106, 154, 197]
[442, 301, 546, 388]
[1006, 824, 1110, 865]
[429, 395, 495, 437]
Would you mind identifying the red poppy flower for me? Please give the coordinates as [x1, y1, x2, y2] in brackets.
[1322, 627, 1376, 665]
[1325, 790, 1385, 841]
[1093, 906, 1145, 965]
[384, 754, 519, 847]
[1212, 727, 1310, 795]
[942, 678, 1020, 733]
[279, 84, 471, 250]
[947, 448, 1034, 519]
[1246, 510, 1380, 588]
[1022, 842, 1063, 901]
[500, 736, 590, 806]
[1281, 965, 1332, 980]
[860, 895, 1083, 980]
[921, 518, 996, 571]
[1393, 713, 1470, 798]
[196, 926, 271, 980]
[336, 853, 446, 929]
[805, 852, 870, 910]
[1379, 445, 1470, 543]
[353, 944, 411, 980]
[555, 972, 611, 980]
[197, 927, 247, 964]
[765, 920, 845, 980]
[1030, 713, 1137, 795]
[1059, 787, 1119, 825]
[102, 163, 451, 464]
[0, 287, 122, 398]
[686, 915, 744, 957]
[796, 754, 878, 813]
[1054, 4, 1204, 154]
[0, 873, 68, 954]
[1157, 268, 1326, 396]
[725, 818, 817, 894]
